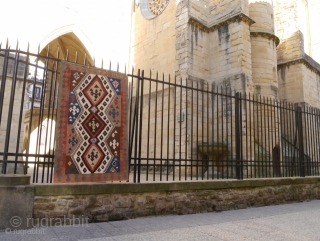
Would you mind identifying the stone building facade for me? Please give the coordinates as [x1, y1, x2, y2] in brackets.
[132, 0, 320, 105]
[131, 0, 320, 177]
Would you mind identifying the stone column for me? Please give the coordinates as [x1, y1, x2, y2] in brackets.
[249, 0, 279, 98]
[249, 0, 281, 177]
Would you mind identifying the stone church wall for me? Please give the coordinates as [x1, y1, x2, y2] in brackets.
[132, 0, 176, 78]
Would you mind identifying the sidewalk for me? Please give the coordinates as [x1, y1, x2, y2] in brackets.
[1, 200, 320, 241]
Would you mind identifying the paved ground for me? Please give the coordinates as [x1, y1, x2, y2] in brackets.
[1, 200, 320, 241]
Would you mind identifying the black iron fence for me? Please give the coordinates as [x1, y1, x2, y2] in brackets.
[0, 45, 61, 183]
[128, 71, 320, 183]
[1, 46, 320, 183]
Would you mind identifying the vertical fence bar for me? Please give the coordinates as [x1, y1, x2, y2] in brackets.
[297, 106, 305, 177]
[282, 102, 287, 176]
[315, 108, 320, 175]
[128, 70, 134, 180]
[206, 82, 209, 180]
[42, 59, 55, 182]
[137, 70, 144, 183]
[230, 89, 234, 178]
[263, 97, 267, 177]
[211, 86, 215, 179]
[0, 47, 10, 127]
[314, 110, 320, 175]
[249, 93, 252, 178]
[133, 69, 141, 183]
[166, 75, 171, 181]
[305, 106, 311, 175]
[146, 70, 152, 181]
[258, 95, 262, 177]
[270, 98, 274, 177]
[35, 47, 51, 183]
[196, 81, 199, 179]
[240, 92, 243, 179]
[173, 76, 177, 181]
[2, 47, 20, 174]
[278, 99, 282, 177]
[235, 92, 241, 179]
[270, 98, 280, 177]
[48, 57, 60, 183]
[216, 87, 219, 179]
[179, 78, 182, 180]
[14, 47, 30, 174]
[153, 72, 158, 181]
[201, 83, 204, 180]
[253, 94, 256, 178]
[221, 86, 224, 179]
[191, 81, 194, 180]
[266, 97, 270, 177]
[244, 92, 250, 178]
[185, 79, 188, 180]
[160, 74, 164, 181]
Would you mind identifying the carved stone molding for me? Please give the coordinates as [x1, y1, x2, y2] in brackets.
[278, 57, 320, 76]
[188, 13, 255, 33]
[250, 31, 280, 46]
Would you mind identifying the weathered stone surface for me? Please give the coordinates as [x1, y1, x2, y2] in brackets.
[0, 185, 34, 230]
[32, 178, 320, 225]
[0, 174, 30, 185]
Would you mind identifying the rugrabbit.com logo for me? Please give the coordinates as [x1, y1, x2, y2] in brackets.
[5, 215, 89, 235]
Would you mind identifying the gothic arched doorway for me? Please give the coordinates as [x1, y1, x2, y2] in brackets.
[40, 32, 94, 66]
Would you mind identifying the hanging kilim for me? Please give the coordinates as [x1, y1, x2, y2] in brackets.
[54, 61, 128, 183]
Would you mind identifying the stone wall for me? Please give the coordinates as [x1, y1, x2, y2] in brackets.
[209, 20, 253, 93]
[209, 0, 249, 25]
[188, 0, 254, 92]
[132, 0, 176, 78]
[278, 59, 320, 108]
[33, 177, 320, 223]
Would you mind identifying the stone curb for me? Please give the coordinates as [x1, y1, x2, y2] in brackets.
[33, 177, 320, 196]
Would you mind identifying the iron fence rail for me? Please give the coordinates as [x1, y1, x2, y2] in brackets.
[129, 71, 320, 183]
[1, 47, 320, 183]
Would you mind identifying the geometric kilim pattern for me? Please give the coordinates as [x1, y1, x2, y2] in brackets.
[54, 61, 128, 183]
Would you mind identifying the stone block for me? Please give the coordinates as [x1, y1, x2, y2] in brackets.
[0, 175, 34, 230]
